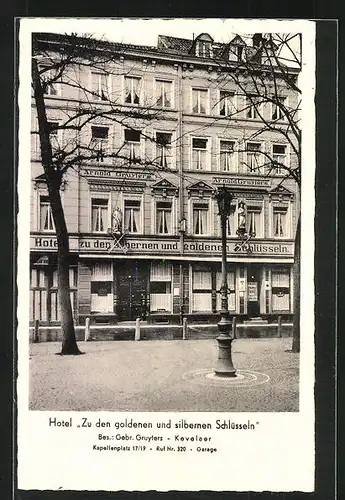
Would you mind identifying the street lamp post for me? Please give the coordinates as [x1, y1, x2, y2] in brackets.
[214, 186, 236, 377]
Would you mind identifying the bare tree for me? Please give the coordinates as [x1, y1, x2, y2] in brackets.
[211, 33, 302, 352]
[31, 33, 161, 354]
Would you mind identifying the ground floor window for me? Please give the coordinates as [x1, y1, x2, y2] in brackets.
[91, 262, 113, 312]
[30, 264, 77, 323]
[271, 268, 290, 311]
[192, 265, 212, 312]
[150, 262, 172, 312]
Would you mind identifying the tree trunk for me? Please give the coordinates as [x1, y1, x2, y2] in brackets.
[32, 58, 81, 355]
[292, 214, 300, 353]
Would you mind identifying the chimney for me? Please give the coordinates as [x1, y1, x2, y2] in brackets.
[253, 33, 263, 48]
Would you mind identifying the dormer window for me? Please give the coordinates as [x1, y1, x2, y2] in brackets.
[196, 41, 213, 58]
[193, 34, 214, 58]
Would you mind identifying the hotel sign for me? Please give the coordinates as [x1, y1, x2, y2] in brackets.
[212, 176, 271, 189]
[31, 235, 294, 257]
[83, 168, 155, 181]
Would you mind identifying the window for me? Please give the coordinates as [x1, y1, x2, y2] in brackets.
[47, 121, 60, 149]
[196, 41, 213, 58]
[91, 72, 109, 101]
[91, 198, 109, 233]
[155, 80, 172, 108]
[150, 263, 172, 312]
[41, 67, 59, 96]
[124, 129, 141, 164]
[40, 196, 54, 232]
[220, 140, 236, 172]
[219, 91, 235, 117]
[192, 138, 208, 170]
[272, 144, 287, 174]
[273, 207, 289, 238]
[192, 266, 212, 312]
[246, 142, 263, 174]
[229, 45, 244, 62]
[124, 77, 140, 104]
[156, 201, 172, 234]
[271, 269, 290, 311]
[246, 207, 262, 237]
[192, 88, 208, 114]
[30, 268, 48, 322]
[226, 208, 237, 236]
[91, 262, 113, 313]
[272, 97, 286, 121]
[246, 95, 260, 119]
[156, 132, 172, 168]
[124, 200, 141, 233]
[91, 126, 109, 162]
[193, 202, 209, 235]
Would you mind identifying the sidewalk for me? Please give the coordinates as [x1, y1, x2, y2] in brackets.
[29, 338, 299, 412]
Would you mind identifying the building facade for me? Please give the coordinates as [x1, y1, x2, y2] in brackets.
[30, 32, 300, 326]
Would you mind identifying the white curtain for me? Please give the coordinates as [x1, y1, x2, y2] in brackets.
[150, 263, 172, 281]
[150, 294, 172, 312]
[92, 262, 113, 280]
[91, 293, 113, 313]
[272, 293, 290, 311]
[271, 270, 289, 288]
[40, 202, 54, 231]
[193, 293, 212, 312]
[273, 211, 287, 237]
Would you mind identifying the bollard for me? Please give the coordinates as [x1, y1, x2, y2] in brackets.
[182, 317, 188, 340]
[84, 317, 91, 341]
[278, 315, 282, 338]
[33, 319, 39, 343]
[135, 317, 141, 341]
[232, 316, 237, 339]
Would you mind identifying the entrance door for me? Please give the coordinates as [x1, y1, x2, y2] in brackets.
[247, 265, 261, 317]
[117, 261, 148, 321]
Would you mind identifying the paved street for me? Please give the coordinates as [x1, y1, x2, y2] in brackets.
[29, 338, 299, 412]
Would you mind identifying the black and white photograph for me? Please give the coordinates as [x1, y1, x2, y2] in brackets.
[17, 17, 316, 492]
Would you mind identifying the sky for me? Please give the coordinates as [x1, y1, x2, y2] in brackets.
[22, 17, 307, 48]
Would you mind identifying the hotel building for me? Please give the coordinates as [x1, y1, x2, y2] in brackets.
[30, 31, 299, 326]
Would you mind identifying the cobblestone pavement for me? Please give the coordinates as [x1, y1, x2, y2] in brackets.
[29, 338, 299, 412]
